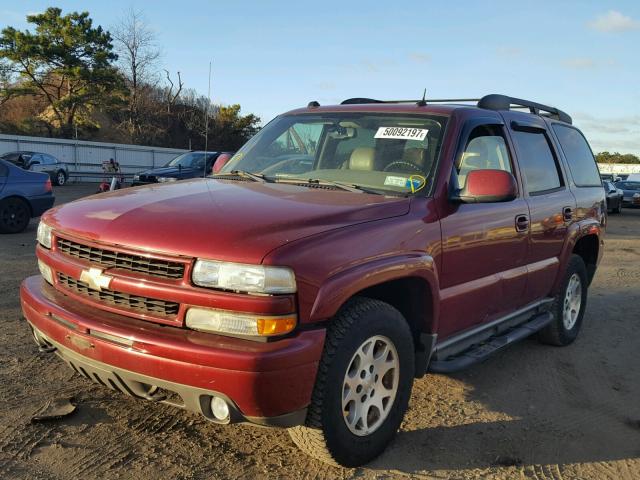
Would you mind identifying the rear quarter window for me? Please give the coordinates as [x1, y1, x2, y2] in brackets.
[552, 125, 600, 187]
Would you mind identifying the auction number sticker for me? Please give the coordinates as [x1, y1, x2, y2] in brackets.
[375, 127, 428, 141]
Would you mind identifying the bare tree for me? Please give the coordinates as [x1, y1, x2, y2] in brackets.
[112, 8, 161, 139]
[164, 69, 183, 113]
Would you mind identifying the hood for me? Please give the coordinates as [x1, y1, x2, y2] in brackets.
[44, 178, 410, 264]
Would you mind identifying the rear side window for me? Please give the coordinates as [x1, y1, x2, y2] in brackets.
[511, 130, 562, 194]
[552, 125, 600, 187]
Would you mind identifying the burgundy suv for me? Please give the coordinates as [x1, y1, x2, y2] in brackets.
[22, 94, 604, 466]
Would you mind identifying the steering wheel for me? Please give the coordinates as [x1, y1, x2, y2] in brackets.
[383, 161, 423, 174]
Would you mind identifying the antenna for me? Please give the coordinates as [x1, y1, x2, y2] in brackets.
[416, 88, 427, 106]
[203, 60, 212, 177]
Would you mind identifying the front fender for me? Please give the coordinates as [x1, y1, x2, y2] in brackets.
[309, 253, 440, 332]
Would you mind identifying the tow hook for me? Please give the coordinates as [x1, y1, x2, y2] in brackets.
[31, 327, 56, 353]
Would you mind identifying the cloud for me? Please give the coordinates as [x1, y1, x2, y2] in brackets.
[588, 10, 640, 32]
[562, 57, 597, 69]
[408, 52, 431, 64]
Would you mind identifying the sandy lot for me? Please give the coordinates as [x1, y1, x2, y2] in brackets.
[1, 184, 639, 479]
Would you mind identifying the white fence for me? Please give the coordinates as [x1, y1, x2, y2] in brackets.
[598, 163, 640, 175]
[0, 133, 188, 182]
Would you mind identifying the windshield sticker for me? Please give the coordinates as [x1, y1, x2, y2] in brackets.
[384, 175, 427, 192]
[384, 176, 408, 187]
[375, 127, 428, 141]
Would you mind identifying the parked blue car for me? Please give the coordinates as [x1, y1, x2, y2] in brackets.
[0, 159, 55, 233]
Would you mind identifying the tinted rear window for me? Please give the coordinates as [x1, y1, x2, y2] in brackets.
[511, 130, 562, 194]
[552, 125, 600, 187]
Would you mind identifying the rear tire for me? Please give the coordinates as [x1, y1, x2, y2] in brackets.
[55, 170, 67, 186]
[288, 297, 415, 467]
[538, 254, 588, 346]
[0, 197, 31, 233]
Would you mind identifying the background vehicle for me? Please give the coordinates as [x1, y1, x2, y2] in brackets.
[0, 151, 69, 186]
[131, 151, 233, 185]
[626, 173, 640, 182]
[603, 181, 623, 213]
[22, 94, 604, 467]
[600, 173, 621, 183]
[0, 159, 54, 233]
[614, 180, 640, 206]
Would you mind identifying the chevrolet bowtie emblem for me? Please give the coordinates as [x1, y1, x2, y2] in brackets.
[79, 267, 112, 292]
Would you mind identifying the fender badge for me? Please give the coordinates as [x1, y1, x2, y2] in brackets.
[79, 267, 112, 292]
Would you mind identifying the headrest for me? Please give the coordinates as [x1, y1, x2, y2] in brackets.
[349, 147, 376, 170]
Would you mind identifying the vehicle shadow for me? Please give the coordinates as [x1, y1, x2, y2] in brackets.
[368, 286, 640, 474]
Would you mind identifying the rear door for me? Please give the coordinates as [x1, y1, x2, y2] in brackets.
[439, 119, 529, 337]
[503, 112, 576, 303]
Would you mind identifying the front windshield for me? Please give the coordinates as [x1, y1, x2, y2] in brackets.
[220, 113, 447, 195]
[165, 152, 213, 169]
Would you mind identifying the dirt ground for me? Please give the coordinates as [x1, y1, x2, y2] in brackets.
[1, 184, 639, 479]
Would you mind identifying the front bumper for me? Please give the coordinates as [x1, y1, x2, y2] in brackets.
[21, 275, 325, 427]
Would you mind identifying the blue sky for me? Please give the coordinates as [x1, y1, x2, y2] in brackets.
[2, 1, 639, 154]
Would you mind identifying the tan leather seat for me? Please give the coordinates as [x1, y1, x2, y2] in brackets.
[348, 147, 376, 170]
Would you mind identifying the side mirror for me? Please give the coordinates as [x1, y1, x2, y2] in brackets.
[212, 153, 232, 174]
[453, 169, 517, 203]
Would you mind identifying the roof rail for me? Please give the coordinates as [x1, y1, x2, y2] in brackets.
[477, 94, 572, 124]
[340, 97, 480, 105]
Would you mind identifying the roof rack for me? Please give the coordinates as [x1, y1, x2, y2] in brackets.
[477, 94, 572, 124]
[335, 94, 572, 124]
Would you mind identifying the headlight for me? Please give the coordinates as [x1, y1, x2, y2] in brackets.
[186, 307, 296, 337]
[158, 177, 178, 183]
[192, 259, 296, 294]
[37, 221, 53, 249]
[133, 175, 140, 181]
[634, 193, 640, 198]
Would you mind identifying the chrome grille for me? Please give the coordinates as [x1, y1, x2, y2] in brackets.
[57, 238, 185, 280]
[58, 273, 180, 317]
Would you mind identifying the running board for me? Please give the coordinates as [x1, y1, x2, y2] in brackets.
[428, 312, 553, 373]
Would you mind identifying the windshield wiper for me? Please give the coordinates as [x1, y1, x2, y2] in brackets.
[274, 177, 383, 194]
[212, 170, 271, 183]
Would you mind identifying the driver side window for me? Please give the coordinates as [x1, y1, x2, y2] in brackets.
[455, 125, 512, 188]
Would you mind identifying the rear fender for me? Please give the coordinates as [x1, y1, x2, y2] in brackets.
[552, 219, 602, 293]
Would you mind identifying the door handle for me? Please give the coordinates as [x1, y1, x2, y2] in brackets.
[515, 214, 529, 232]
[562, 206, 573, 221]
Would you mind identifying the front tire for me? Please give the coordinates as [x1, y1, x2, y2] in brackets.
[289, 298, 415, 467]
[538, 254, 588, 346]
